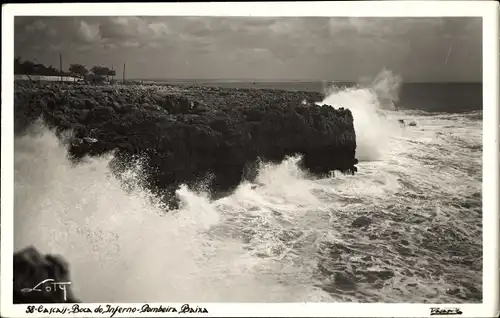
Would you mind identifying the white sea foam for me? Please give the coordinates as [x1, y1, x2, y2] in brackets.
[14, 70, 482, 303]
[320, 68, 404, 161]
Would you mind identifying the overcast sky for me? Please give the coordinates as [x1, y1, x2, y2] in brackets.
[14, 16, 482, 82]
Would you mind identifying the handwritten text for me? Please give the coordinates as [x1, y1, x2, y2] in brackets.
[25, 304, 209, 316]
[21, 279, 71, 302]
[430, 307, 463, 316]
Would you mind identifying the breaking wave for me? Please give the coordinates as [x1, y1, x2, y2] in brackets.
[320, 68, 403, 161]
[13, 69, 482, 303]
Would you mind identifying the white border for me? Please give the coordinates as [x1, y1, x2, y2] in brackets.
[1, 2, 498, 317]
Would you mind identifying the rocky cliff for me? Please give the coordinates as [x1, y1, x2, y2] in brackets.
[13, 82, 358, 303]
[15, 82, 358, 206]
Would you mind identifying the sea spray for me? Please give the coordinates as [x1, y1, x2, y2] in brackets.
[319, 69, 404, 161]
[360, 68, 403, 111]
[13, 70, 482, 303]
[14, 73, 399, 302]
[14, 125, 333, 302]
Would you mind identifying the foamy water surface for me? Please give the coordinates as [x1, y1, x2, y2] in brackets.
[14, 72, 482, 303]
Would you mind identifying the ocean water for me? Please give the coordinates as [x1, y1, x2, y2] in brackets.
[14, 71, 482, 303]
[141, 76, 482, 113]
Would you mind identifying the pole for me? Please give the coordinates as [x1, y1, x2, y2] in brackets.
[59, 53, 63, 83]
[123, 63, 126, 83]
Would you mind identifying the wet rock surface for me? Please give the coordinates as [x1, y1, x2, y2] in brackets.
[13, 82, 360, 303]
[15, 82, 358, 205]
[351, 216, 372, 228]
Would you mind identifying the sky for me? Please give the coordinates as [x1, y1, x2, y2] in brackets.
[14, 16, 482, 82]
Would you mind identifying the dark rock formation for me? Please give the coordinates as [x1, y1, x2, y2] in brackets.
[13, 247, 79, 304]
[15, 82, 358, 205]
[351, 216, 372, 228]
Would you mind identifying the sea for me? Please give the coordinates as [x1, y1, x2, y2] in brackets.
[14, 70, 483, 303]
